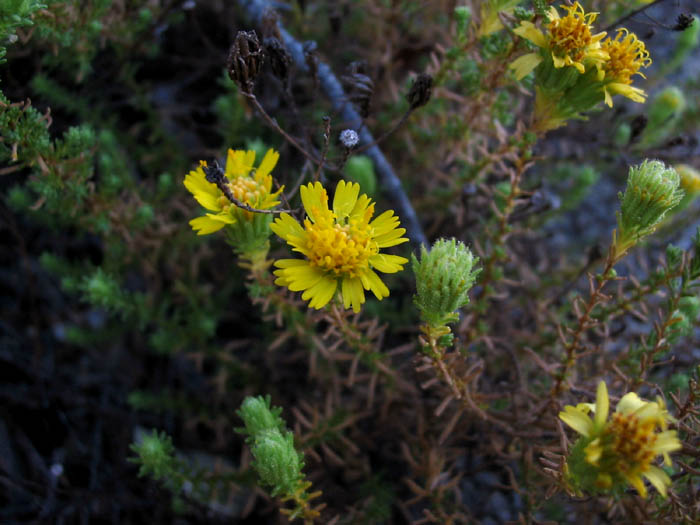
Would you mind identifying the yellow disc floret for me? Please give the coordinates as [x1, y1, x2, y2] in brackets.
[304, 207, 378, 277]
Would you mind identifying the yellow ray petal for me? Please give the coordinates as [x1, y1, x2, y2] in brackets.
[374, 227, 409, 248]
[513, 21, 547, 48]
[189, 216, 227, 235]
[594, 381, 609, 430]
[184, 168, 222, 211]
[616, 392, 645, 415]
[257, 148, 280, 180]
[643, 465, 670, 497]
[559, 406, 594, 437]
[271, 213, 306, 241]
[300, 182, 329, 223]
[510, 53, 543, 80]
[333, 180, 361, 220]
[360, 268, 390, 300]
[303, 276, 338, 309]
[369, 253, 408, 274]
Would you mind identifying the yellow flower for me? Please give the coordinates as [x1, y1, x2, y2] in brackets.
[270, 180, 408, 312]
[600, 28, 652, 106]
[560, 381, 681, 498]
[676, 164, 700, 193]
[511, 2, 608, 80]
[183, 148, 283, 235]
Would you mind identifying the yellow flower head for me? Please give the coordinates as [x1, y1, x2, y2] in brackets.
[511, 2, 607, 80]
[560, 382, 681, 498]
[676, 164, 700, 193]
[600, 28, 652, 106]
[183, 148, 283, 235]
[547, 2, 607, 71]
[270, 180, 408, 312]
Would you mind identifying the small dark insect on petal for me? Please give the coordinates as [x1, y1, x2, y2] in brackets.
[203, 161, 226, 186]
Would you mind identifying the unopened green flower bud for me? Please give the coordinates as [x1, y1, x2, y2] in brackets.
[129, 429, 176, 480]
[412, 238, 481, 327]
[251, 429, 303, 496]
[616, 160, 684, 257]
[83, 269, 121, 309]
[236, 395, 285, 442]
[639, 87, 686, 147]
[672, 296, 700, 339]
[454, 6, 472, 39]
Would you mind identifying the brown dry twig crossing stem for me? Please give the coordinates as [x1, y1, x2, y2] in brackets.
[238, 0, 427, 248]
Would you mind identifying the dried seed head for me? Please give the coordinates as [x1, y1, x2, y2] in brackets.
[261, 7, 282, 40]
[342, 61, 373, 118]
[339, 129, 359, 149]
[227, 30, 264, 93]
[406, 73, 433, 109]
[264, 37, 291, 83]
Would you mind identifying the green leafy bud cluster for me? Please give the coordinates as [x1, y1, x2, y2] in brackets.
[251, 429, 303, 497]
[77, 268, 148, 327]
[236, 396, 305, 497]
[616, 160, 684, 254]
[0, 0, 46, 62]
[412, 238, 481, 327]
[237, 395, 286, 441]
[129, 430, 177, 481]
[454, 6, 471, 41]
[639, 87, 686, 147]
[669, 296, 700, 343]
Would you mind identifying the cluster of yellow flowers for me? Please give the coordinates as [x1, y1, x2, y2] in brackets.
[184, 149, 684, 500]
[560, 382, 681, 498]
[184, 148, 408, 311]
[510, 2, 651, 130]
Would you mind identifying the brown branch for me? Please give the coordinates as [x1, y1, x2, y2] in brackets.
[202, 160, 294, 214]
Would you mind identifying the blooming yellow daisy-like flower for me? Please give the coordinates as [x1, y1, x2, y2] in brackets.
[270, 180, 408, 312]
[183, 148, 283, 235]
[511, 2, 608, 80]
[560, 381, 681, 498]
[600, 28, 652, 106]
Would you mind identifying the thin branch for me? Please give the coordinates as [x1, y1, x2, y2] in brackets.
[313, 116, 331, 182]
[238, 0, 427, 248]
[203, 161, 294, 214]
[602, 0, 671, 33]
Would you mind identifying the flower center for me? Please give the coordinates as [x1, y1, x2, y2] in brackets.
[218, 177, 265, 211]
[603, 29, 650, 84]
[548, 3, 595, 62]
[607, 413, 658, 473]
[304, 208, 377, 277]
